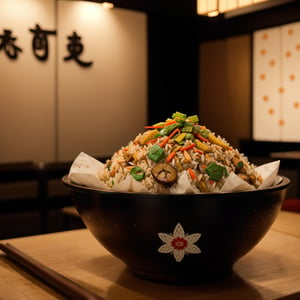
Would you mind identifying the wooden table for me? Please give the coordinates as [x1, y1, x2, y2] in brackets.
[271, 151, 300, 161]
[0, 211, 299, 300]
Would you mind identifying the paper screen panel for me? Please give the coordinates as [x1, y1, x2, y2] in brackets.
[281, 22, 300, 141]
[253, 27, 281, 141]
[253, 21, 300, 142]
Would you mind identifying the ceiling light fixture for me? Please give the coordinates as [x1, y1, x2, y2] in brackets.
[197, 0, 295, 18]
[102, 2, 114, 9]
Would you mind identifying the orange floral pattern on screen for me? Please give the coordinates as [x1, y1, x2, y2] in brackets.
[294, 102, 300, 109]
[260, 73, 266, 80]
[260, 49, 267, 56]
[285, 51, 292, 58]
[296, 44, 300, 51]
[269, 59, 276, 67]
[279, 87, 285, 94]
[279, 119, 285, 127]
[287, 28, 294, 35]
[263, 95, 269, 102]
[262, 33, 268, 40]
[289, 74, 296, 81]
[268, 108, 274, 115]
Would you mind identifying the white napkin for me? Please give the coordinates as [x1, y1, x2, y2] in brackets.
[69, 152, 281, 194]
[220, 160, 280, 192]
[170, 171, 198, 194]
[256, 160, 280, 189]
[220, 172, 255, 192]
[68, 152, 107, 189]
[113, 175, 149, 193]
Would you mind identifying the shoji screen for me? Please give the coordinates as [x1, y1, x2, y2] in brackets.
[253, 21, 300, 141]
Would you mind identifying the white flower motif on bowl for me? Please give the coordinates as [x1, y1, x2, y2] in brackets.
[158, 223, 201, 262]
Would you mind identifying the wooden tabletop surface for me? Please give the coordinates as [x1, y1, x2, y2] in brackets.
[0, 211, 299, 300]
[271, 150, 300, 160]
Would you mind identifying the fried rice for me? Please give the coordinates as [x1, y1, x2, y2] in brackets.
[98, 112, 262, 193]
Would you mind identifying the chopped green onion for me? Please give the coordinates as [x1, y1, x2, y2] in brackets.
[200, 128, 209, 138]
[187, 115, 199, 123]
[182, 125, 193, 133]
[160, 122, 181, 136]
[185, 133, 194, 140]
[172, 111, 187, 120]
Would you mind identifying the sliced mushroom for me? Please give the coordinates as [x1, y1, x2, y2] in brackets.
[151, 163, 177, 186]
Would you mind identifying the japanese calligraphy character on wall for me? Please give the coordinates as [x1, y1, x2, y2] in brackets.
[29, 24, 56, 61]
[0, 29, 22, 59]
[64, 31, 93, 67]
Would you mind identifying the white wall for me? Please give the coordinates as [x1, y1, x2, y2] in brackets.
[0, 0, 56, 162]
[0, 0, 147, 163]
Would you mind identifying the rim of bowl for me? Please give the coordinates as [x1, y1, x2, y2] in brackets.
[61, 175, 291, 197]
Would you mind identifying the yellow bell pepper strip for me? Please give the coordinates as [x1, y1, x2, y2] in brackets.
[141, 129, 159, 145]
[174, 132, 187, 144]
[172, 145, 182, 152]
[208, 133, 230, 150]
[195, 139, 212, 152]
[148, 144, 165, 162]
[130, 166, 145, 181]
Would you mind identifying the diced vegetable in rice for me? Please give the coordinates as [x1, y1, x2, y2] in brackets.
[98, 112, 263, 193]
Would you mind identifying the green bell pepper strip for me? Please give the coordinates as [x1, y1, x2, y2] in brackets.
[148, 144, 165, 162]
[206, 162, 228, 182]
[130, 166, 145, 181]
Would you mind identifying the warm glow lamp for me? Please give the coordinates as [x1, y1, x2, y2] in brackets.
[197, 0, 295, 17]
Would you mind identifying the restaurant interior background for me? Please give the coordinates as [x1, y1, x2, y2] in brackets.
[1, 0, 300, 238]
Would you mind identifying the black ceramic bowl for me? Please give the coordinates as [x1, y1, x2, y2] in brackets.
[62, 175, 290, 284]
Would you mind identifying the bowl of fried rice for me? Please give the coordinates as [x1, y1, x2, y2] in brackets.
[62, 112, 290, 284]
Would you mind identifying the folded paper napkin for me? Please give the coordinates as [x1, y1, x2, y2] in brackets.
[68, 152, 280, 193]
